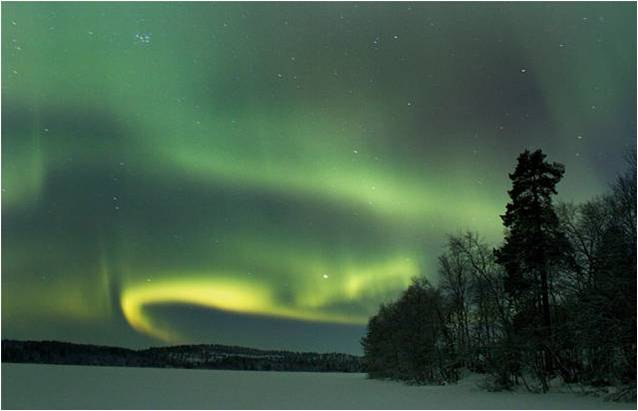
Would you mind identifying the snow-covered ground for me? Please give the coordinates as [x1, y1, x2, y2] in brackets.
[1, 363, 632, 409]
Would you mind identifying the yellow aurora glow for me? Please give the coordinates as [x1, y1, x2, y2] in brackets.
[120, 258, 418, 343]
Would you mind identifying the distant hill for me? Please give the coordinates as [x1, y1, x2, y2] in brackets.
[1, 340, 363, 373]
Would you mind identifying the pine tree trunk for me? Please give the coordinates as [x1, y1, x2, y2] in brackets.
[540, 266, 553, 375]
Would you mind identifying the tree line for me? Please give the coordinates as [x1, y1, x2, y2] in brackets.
[362, 149, 636, 396]
[2, 340, 363, 373]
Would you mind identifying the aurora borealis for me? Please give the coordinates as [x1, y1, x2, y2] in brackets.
[2, 2, 635, 354]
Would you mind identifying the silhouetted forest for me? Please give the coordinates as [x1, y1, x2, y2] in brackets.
[362, 149, 636, 399]
[2, 340, 363, 373]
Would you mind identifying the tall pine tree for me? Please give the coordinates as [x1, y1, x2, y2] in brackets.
[494, 149, 570, 387]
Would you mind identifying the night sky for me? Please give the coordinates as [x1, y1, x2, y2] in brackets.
[2, 2, 635, 354]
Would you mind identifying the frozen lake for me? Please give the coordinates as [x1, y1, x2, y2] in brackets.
[2, 363, 632, 409]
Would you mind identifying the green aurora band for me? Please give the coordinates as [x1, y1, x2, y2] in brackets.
[2, 2, 635, 352]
